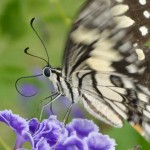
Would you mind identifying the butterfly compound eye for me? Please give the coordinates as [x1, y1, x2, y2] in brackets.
[43, 67, 51, 77]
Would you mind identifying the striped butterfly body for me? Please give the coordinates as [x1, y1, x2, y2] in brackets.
[42, 0, 150, 141]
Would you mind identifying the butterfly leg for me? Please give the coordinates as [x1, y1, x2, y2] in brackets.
[26, 92, 59, 121]
[50, 102, 55, 115]
[39, 92, 62, 121]
[63, 103, 74, 125]
[53, 102, 74, 150]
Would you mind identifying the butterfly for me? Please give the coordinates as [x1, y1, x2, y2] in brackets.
[23, 0, 150, 142]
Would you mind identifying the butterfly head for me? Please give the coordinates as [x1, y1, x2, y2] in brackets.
[43, 66, 51, 78]
[42, 66, 62, 94]
[42, 66, 61, 82]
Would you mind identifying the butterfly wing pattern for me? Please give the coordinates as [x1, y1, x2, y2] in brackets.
[61, 0, 150, 141]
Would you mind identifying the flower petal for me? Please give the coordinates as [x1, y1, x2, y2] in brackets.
[0, 110, 33, 149]
[0, 110, 28, 133]
[34, 137, 51, 150]
[85, 132, 116, 150]
[66, 118, 99, 139]
[32, 116, 68, 147]
[56, 135, 88, 150]
[28, 118, 39, 134]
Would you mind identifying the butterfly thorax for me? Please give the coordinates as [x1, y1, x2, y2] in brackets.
[43, 67, 79, 103]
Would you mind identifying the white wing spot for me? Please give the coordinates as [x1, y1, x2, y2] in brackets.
[126, 64, 137, 73]
[133, 43, 138, 47]
[139, 0, 146, 5]
[111, 4, 129, 16]
[114, 16, 135, 28]
[87, 57, 115, 71]
[146, 105, 150, 112]
[135, 49, 145, 60]
[143, 10, 150, 18]
[115, 0, 124, 2]
[138, 93, 149, 103]
[143, 110, 150, 119]
[139, 26, 148, 36]
[71, 26, 99, 44]
[138, 85, 150, 95]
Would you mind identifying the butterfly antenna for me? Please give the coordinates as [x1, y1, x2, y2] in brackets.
[15, 74, 43, 97]
[30, 18, 50, 65]
[24, 47, 49, 65]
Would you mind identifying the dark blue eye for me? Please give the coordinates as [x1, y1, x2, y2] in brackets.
[43, 67, 51, 77]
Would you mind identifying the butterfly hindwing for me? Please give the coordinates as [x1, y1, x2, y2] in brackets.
[73, 70, 150, 139]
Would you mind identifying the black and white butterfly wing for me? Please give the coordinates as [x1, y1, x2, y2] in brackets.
[62, 0, 150, 141]
[62, 0, 150, 78]
[75, 70, 150, 140]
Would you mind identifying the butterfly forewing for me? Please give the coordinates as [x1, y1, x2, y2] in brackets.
[62, 0, 149, 78]
[60, 0, 150, 141]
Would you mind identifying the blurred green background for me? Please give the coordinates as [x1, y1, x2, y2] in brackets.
[0, 0, 150, 149]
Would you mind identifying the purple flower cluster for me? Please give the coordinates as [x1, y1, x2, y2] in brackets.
[0, 110, 116, 150]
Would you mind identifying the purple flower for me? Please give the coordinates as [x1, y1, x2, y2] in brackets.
[85, 133, 116, 150]
[0, 110, 33, 149]
[66, 118, 99, 139]
[0, 110, 116, 150]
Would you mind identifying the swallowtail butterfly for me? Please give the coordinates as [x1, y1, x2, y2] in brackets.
[26, 0, 150, 141]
